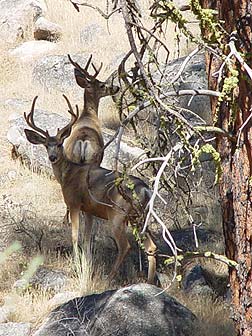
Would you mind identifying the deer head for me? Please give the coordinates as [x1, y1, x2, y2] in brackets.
[24, 95, 79, 163]
[68, 54, 119, 99]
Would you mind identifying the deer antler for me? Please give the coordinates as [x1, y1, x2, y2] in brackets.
[68, 54, 92, 73]
[24, 96, 49, 137]
[68, 54, 103, 80]
[56, 95, 79, 139]
[91, 62, 103, 78]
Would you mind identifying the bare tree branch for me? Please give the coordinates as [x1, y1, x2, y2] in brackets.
[69, 0, 120, 19]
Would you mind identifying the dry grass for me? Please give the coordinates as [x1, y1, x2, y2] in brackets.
[181, 293, 235, 336]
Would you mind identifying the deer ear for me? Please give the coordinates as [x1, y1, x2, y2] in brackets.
[59, 127, 72, 142]
[24, 129, 46, 145]
[74, 69, 89, 88]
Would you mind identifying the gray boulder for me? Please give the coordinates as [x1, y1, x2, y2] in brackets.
[182, 264, 229, 298]
[157, 228, 224, 255]
[161, 53, 211, 123]
[0, 322, 31, 336]
[80, 23, 107, 45]
[4, 98, 29, 110]
[0, 0, 47, 44]
[182, 264, 214, 296]
[32, 54, 87, 93]
[33, 283, 199, 336]
[9, 40, 57, 63]
[113, 53, 211, 124]
[13, 266, 68, 292]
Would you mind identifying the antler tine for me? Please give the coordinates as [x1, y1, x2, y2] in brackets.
[68, 53, 92, 77]
[91, 62, 103, 78]
[57, 95, 79, 139]
[76, 104, 80, 118]
[63, 94, 79, 119]
[24, 96, 49, 137]
[68, 54, 86, 74]
[68, 54, 101, 81]
[84, 54, 92, 71]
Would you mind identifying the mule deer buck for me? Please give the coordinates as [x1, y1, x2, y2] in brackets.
[64, 54, 119, 164]
[24, 95, 157, 284]
[63, 54, 119, 228]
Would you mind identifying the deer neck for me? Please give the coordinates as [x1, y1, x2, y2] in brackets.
[51, 153, 73, 185]
[81, 92, 100, 118]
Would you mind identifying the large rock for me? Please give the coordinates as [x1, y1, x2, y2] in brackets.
[7, 108, 145, 173]
[162, 53, 212, 123]
[32, 54, 87, 93]
[113, 53, 211, 124]
[0, 0, 47, 44]
[157, 228, 224, 255]
[33, 283, 199, 336]
[80, 23, 107, 45]
[0, 322, 31, 336]
[9, 40, 57, 63]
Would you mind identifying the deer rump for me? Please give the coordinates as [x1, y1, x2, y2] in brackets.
[64, 125, 104, 164]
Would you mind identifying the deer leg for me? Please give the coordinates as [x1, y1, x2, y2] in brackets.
[69, 208, 80, 259]
[82, 213, 93, 258]
[143, 232, 157, 284]
[108, 215, 131, 281]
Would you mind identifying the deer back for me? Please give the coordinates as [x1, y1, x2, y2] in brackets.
[60, 164, 151, 221]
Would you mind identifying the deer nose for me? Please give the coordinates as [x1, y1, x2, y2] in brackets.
[49, 154, 57, 163]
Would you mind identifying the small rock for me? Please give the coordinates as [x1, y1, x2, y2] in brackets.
[29, 266, 68, 291]
[7, 170, 18, 181]
[182, 264, 215, 296]
[0, 0, 47, 44]
[0, 306, 12, 323]
[34, 16, 62, 41]
[14, 267, 68, 292]
[13, 279, 29, 291]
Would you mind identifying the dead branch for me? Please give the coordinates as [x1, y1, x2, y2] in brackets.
[171, 47, 201, 85]
[69, 0, 120, 19]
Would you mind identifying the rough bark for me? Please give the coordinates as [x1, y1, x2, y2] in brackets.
[199, 0, 252, 335]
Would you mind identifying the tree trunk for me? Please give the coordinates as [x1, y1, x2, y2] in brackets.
[199, 0, 252, 335]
